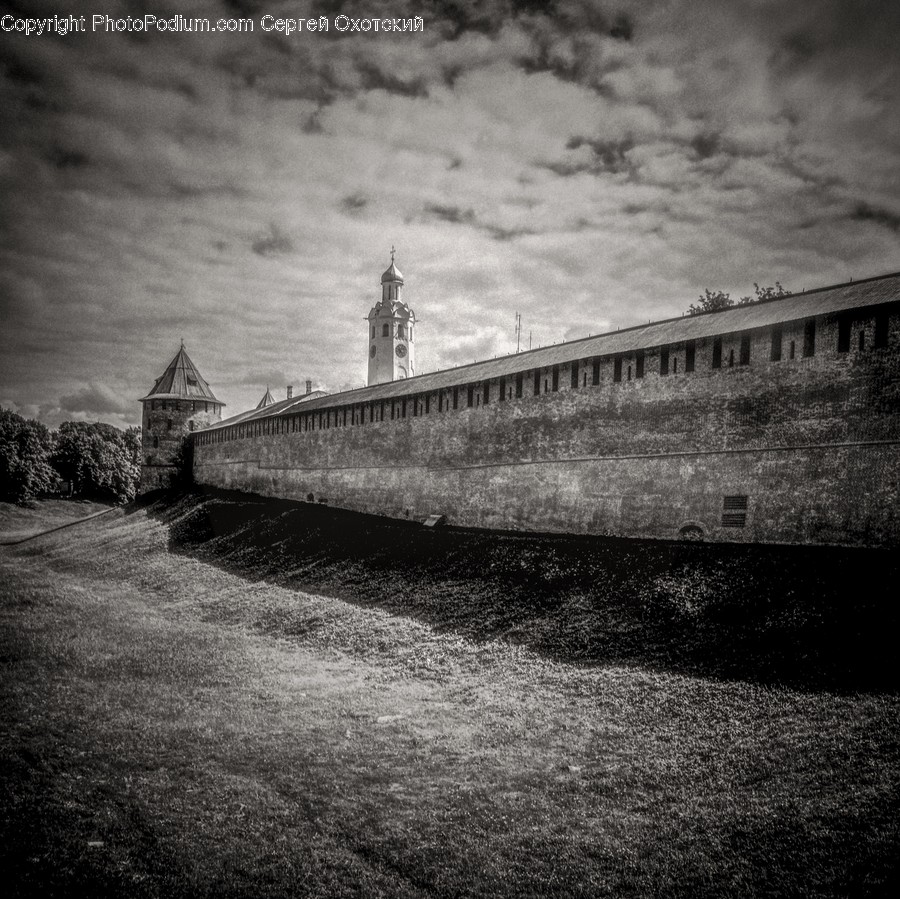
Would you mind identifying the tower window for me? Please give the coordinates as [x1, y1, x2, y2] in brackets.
[728, 348, 735, 367]
[382, 323, 389, 337]
[370, 345, 376, 357]
[659, 347, 669, 376]
[592, 358, 600, 385]
[499, 378, 506, 401]
[551, 365, 559, 392]
[153, 436, 159, 448]
[627, 364, 632, 381]
[424, 395, 430, 414]
[533, 370, 541, 396]
[398, 324, 406, 339]
[636, 351, 645, 379]
[859, 330, 866, 352]
[483, 380, 490, 404]
[467, 385, 475, 407]
[672, 357, 677, 375]
[712, 337, 722, 369]
[739, 333, 751, 365]
[515, 373, 523, 398]
[684, 342, 694, 373]
[371, 326, 375, 339]
[803, 319, 816, 357]
[789, 340, 796, 359]
[571, 363, 579, 388]
[613, 358, 622, 383]
[453, 387, 459, 410]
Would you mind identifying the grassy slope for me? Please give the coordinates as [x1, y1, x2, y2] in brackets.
[1, 490, 898, 897]
[0, 499, 111, 542]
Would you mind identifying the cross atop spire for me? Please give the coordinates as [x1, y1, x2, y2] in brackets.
[390, 245, 395, 263]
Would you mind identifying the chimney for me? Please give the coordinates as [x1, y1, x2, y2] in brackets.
[287, 385, 293, 399]
[305, 379, 312, 395]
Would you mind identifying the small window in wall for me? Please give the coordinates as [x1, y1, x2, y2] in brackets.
[672, 357, 677, 375]
[722, 494, 748, 528]
[803, 319, 816, 357]
[499, 378, 506, 401]
[167, 418, 173, 430]
[515, 374, 523, 398]
[438, 393, 444, 412]
[592, 358, 601, 385]
[627, 364, 632, 381]
[789, 340, 796, 360]
[153, 436, 159, 448]
[613, 357, 622, 383]
[425, 395, 430, 414]
[533, 370, 541, 396]
[571, 363, 579, 389]
[370, 345, 376, 357]
[771, 326, 783, 362]
[859, 331, 866, 352]
[382, 323, 389, 337]
[739, 333, 751, 365]
[413, 397, 419, 417]
[837, 315, 852, 353]
[712, 337, 722, 369]
[636, 350, 645, 379]
[401, 399, 407, 418]
[371, 326, 375, 339]
[453, 387, 459, 410]
[552, 365, 559, 392]
[151, 400, 157, 411]
[483, 380, 490, 405]
[684, 342, 694, 373]
[728, 348, 735, 367]
[874, 311, 888, 348]
[467, 385, 475, 407]
[659, 347, 669, 376]
[398, 324, 406, 339]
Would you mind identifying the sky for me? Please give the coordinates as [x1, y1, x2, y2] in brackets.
[1, 0, 898, 429]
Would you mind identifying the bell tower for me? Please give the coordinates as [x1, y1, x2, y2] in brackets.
[367, 248, 416, 385]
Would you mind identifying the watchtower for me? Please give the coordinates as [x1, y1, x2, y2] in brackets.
[367, 249, 416, 385]
[138, 343, 224, 492]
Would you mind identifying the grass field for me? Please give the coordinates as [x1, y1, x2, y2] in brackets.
[1, 490, 898, 897]
[0, 499, 111, 543]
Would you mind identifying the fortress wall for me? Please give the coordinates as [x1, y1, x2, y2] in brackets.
[194, 306, 900, 545]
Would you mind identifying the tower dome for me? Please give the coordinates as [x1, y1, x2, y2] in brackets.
[381, 259, 404, 284]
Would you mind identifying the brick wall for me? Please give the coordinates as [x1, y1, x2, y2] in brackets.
[194, 304, 900, 545]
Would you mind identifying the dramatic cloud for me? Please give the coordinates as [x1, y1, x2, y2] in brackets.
[1, 0, 898, 426]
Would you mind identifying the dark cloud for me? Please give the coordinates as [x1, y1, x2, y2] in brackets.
[355, 61, 428, 98]
[59, 384, 131, 416]
[851, 203, 900, 232]
[341, 193, 368, 214]
[46, 146, 90, 170]
[690, 133, 721, 160]
[425, 203, 477, 226]
[252, 224, 294, 257]
[541, 137, 635, 178]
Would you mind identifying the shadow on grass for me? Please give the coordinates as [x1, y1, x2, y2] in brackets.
[137, 487, 899, 694]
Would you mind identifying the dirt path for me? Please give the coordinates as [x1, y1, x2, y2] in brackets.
[1, 506, 897, 897]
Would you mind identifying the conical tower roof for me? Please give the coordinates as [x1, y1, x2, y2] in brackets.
[255, 387, 276, 409]
[141, 344, 223, 404]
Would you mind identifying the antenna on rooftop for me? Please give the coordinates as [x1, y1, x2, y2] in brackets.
[515, 312, 522, 353]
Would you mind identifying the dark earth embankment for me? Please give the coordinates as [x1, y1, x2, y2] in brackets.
[143, 487, 899, 693]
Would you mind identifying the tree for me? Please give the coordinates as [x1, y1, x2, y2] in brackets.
[53, 421, 141, 504]
[688, 283, 792, 315]
[0, 408, 59, 503]
[687, 289, 734, 315]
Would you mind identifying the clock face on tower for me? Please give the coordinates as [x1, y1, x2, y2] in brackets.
[395, 344, 407, 357]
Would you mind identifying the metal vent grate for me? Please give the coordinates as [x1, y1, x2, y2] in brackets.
[722, 494, 748, 527]
[723, 494, 749, 511]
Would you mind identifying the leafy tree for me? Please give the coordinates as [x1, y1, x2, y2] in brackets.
[53, 421, 141, 504]
[0, 408, 59, 503]
[687, 289, 734, 315]
[688, 282, 792, 315]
